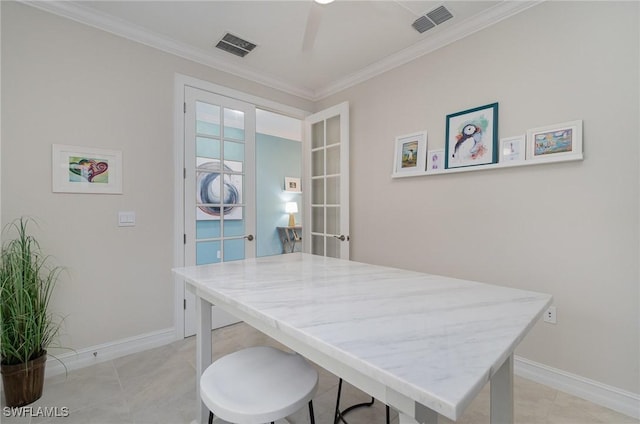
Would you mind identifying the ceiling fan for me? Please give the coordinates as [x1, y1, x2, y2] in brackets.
[301, 0, 334, 52]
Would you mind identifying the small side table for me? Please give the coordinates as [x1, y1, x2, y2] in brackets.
[277, 226, 302, 254]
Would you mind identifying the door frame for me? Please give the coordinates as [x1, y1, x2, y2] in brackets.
[303, 101, 350, 259]
[183, 87, 256, 336]
[173, 74, 309, 340]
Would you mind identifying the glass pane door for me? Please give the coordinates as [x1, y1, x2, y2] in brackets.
[184, 86, 256, 334]
[304, 102, 349, 259]
[194, 101, 249, 264]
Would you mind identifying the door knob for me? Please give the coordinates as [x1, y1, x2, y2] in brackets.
[244, 234, 254, 241]
[333, 235, 349, 242]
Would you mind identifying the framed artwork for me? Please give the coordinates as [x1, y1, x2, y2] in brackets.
[52, 144, 122, 194]
[527, 120, 583, 162]
[445, 103, 498, 169]
[284, 177, 301, 192]
[426, 149, 445, 172]
[392, 131, 427, 176]
[196, 158, 243, 220]
[499, 135, 526, 163]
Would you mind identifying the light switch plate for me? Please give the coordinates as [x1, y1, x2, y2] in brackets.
[118, 211, 136, 227]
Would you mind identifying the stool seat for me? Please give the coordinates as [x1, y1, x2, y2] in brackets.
[200, 346, 319, 424]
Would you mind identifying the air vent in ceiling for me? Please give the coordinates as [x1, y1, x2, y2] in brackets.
[412, 16, 435, 33]
[427, 6, 453, 25]
[215, 33, 257, 58]
[412, 5, 453, 34]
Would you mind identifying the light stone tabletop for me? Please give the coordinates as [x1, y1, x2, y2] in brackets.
[173, 253, 552, 424]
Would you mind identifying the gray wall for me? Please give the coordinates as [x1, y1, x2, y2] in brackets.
[1, 2, 311, 350]
[317, 1, 639, 394]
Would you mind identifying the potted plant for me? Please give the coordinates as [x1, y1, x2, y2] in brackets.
[0, 217, 63, 407]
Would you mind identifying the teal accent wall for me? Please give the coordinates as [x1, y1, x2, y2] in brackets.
[256, 133, 302, 257]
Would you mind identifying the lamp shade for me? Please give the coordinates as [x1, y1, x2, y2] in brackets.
[285, 202, 298, 214]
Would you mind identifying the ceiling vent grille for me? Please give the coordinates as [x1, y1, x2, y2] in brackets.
[427, 6, 453, 25]
[412, 5, 453, 34]
[412, 16, 436, 33]
[215, 33, 257, 58]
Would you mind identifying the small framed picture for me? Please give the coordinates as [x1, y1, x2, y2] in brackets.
[284, 177, 301, 192]
[392, 131, 427, 176]
[52, 144, 122, 194]
[499, 135, 526, 163]
[445, 102, 498, 169]
[426, 149, 445, 172]
[526, 120, 583, 162]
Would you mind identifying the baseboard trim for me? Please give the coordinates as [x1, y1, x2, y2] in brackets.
[44, 327, 177, 378]
[13, 332, 639, 420]
[515, 356, 640, 419]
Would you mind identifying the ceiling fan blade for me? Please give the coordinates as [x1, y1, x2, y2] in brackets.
[302, 2, 324, 52]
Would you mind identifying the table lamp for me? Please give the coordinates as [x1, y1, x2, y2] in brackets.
[285, 202, 298, 227]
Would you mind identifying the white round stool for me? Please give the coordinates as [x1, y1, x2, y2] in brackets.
[200, 346, 318, 424]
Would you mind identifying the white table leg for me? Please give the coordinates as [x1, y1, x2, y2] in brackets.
[196, 296, 212, 424]
[399, 414, 418, 424]
[490, 354, 514, 424]
[399, 411, 438, 424]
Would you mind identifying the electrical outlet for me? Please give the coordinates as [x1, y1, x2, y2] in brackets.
[543, 306, 557, 324]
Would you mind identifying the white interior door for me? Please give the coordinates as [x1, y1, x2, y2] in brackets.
[304, 102, 350, 259]
[183, 86, 256, 336]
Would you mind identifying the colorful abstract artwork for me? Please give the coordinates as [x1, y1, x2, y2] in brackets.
[52, 145, 122, 194]
[196, 158, 243, 220]
[68, 157, 109, 183]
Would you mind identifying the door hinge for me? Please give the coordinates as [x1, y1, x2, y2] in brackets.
[183, 102, 186, 113]
[183, 298, 186, 310]
[183, 168, 186, 179]
[184, 234, 186, 244]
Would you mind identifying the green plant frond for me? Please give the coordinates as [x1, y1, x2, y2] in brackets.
[0, 217, 64, 366]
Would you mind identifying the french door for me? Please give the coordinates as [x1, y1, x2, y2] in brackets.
[304, 102, 350, 259]
[183, 86, 256, 336]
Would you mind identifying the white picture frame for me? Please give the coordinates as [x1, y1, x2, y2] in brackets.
[392, 131, 427, 177]
[284, 177, 301, 192]
[499, 135, 526, 163]
[526, 120, 583, 162]
[52, 144, 122, 194]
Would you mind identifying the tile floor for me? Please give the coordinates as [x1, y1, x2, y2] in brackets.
[1, 323, 637, 424]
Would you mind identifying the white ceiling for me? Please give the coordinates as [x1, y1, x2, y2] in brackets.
[27, 1, 540, 101]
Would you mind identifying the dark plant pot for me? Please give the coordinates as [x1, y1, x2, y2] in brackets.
[1, 351, 47, 407]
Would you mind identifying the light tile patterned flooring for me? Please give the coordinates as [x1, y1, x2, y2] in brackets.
[1, 323, 637, 424]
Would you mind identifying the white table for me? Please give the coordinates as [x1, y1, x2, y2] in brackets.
[173, 253, 552, 424]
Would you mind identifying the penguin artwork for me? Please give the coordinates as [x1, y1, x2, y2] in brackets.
[452, 124, 483, 158]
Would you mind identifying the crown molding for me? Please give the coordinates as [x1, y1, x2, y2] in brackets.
[21, 0, 542, 102]
[317, 1, 544, 99]
[20, 0, 317, 100]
